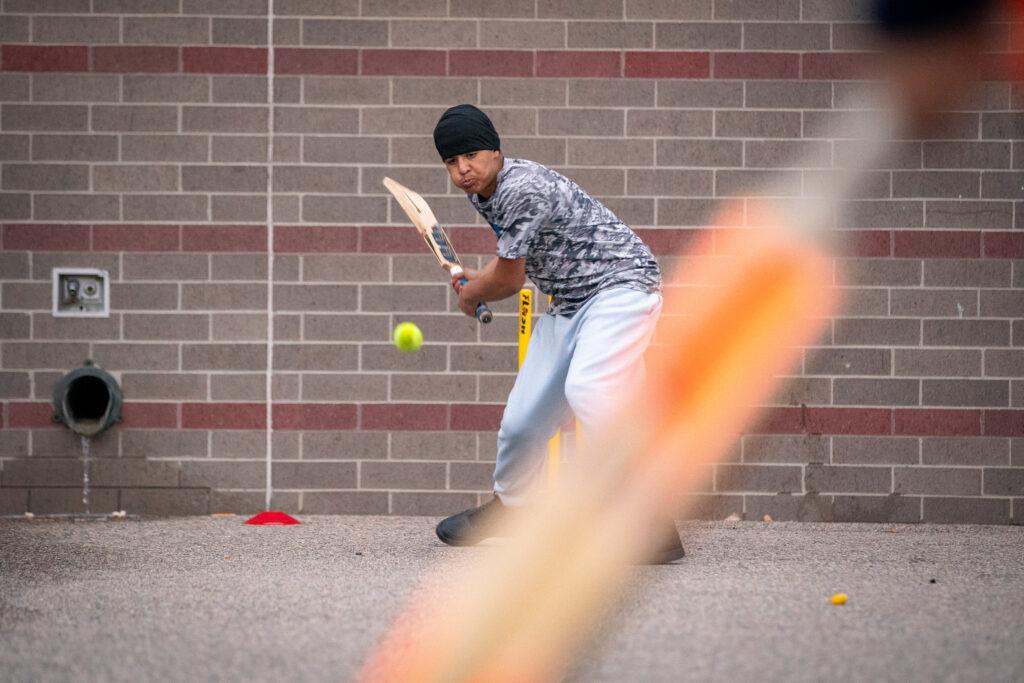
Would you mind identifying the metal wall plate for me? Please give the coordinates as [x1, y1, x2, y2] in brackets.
[52, 268, 110, 318]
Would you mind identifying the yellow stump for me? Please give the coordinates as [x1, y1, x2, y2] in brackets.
[517, 289, 532, 368]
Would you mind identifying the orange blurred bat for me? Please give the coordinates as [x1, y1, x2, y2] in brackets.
[359, 204, 838, 682]
[359, 31, 997, 679]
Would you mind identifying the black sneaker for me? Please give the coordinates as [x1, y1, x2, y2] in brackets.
[436, 495, 510, 547]
[637, 521, 686, 565]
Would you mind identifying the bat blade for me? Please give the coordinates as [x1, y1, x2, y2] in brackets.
[383, 176, 439, 238]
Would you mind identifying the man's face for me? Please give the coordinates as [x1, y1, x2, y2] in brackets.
[879, 24, 992, 136]
[444, 150, 502, 197]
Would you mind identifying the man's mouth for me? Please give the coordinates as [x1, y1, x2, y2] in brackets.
[460, 178, 476, 189]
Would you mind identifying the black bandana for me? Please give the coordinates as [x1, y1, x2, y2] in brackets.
[433, 104, 501, 160]
[873, 0, 994, 37]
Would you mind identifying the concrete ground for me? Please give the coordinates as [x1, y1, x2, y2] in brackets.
[1, 517, 1022, 682]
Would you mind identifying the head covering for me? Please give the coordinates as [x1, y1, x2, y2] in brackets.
[433, 104, 500, 160]
[872, 0, 995, 37]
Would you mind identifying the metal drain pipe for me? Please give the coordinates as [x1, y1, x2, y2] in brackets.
[52, 360, 122, 437]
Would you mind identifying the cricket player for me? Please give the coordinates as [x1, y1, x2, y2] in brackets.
[431, 104, 685, 564]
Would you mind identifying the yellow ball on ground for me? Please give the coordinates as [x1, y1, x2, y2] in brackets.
[831, 593, 848, 605]
[393, 322, 423, 353]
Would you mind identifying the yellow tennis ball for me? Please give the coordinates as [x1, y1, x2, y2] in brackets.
[831, 593, 848, 605]
[393, 322, 423, 353]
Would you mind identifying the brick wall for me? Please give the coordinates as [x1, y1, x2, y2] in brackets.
[0, 0, 1021, 523]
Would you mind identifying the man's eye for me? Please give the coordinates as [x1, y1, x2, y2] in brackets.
[466, 152, 476, 158]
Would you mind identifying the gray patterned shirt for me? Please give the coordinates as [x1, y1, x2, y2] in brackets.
[470, 158, 661, 316]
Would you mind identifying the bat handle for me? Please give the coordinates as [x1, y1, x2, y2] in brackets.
[457, 276, 493, 324]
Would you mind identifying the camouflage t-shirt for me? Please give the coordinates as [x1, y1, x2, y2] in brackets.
[469, 158, 661, 316]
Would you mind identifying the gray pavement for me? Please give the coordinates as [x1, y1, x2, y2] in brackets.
[1, 517, 1022, 682]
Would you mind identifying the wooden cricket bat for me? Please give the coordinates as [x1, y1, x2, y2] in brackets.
[383, 176, 493, 323]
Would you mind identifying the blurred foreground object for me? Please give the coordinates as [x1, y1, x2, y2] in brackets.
[357, 4, 1019, 678]
[360, 208, 838, 682]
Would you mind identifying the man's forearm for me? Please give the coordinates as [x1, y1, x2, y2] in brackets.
[462, 273, 520, 303]
[462, 258, 524, 302]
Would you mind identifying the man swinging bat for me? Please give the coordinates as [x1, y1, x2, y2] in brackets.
[430, 104, 685, 564]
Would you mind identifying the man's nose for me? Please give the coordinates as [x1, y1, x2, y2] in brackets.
[457, 158, 471, 174]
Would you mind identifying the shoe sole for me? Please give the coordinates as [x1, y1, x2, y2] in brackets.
[439, 521, 685, 563]
[639, 545, 686, 565]
[436, 524, 479, 547]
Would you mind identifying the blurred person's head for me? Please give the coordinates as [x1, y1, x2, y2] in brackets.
[872, 0, 1001, 134]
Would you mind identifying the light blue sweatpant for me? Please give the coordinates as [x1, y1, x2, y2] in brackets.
[494, 287, 663, 505]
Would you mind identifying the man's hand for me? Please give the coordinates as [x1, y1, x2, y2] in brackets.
[457, 284, 480, 317]
[451, 268, 480, 294]
[452, 257, 526, 319]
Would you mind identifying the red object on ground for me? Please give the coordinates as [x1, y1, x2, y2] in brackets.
[245, 511, 300, 526]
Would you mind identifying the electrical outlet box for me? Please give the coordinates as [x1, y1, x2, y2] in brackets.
[52, 268, 110, 318]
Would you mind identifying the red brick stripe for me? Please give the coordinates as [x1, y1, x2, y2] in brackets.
[183, 47, 266, 74]
[448, 227, 498, 254]
[714, 52, 799, 80]
[893, 230, 981, 258]
[1, 45, 88, 72]
[806, 407, 892, 435]
[450, 404, 504, 431]
[93, 224, 181, 252]
[182, 225, 267, 252]
[121, 402, 179, 429]
[92, 46, 179, 73]
[895, 409, 982, 436]
[2, 45, 1014, 81]
[7, 403, 56, 429]
[801, 52, 870, 80]
[360, 226, 425, 253]
[449, 49, 533, 77]
[983, 231, 1024, 258]
[274, 48, 357, 75]
[274, 226, 358, 253]
[624, 51, 709, 78]
[361, 403, 448, 430]
[536, 50, 621, 78]
[984, 410, 1024, 437]
[273, 403, 357, 430]
[4, 402, 181, 429]
[361, 49, 446, 76]
[1, 224, 1012, 260]
[3, 224, 90, 251]
[361, 226, 954, 259]
[747, 408, 1006, 437]
[3, 403, 1021, 437]
[183, 402, 264, 430]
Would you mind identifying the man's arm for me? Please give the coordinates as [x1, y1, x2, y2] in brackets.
[452, 257, 526, 318]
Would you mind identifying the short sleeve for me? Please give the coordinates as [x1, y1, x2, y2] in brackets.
[494, 186, 554, 259]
